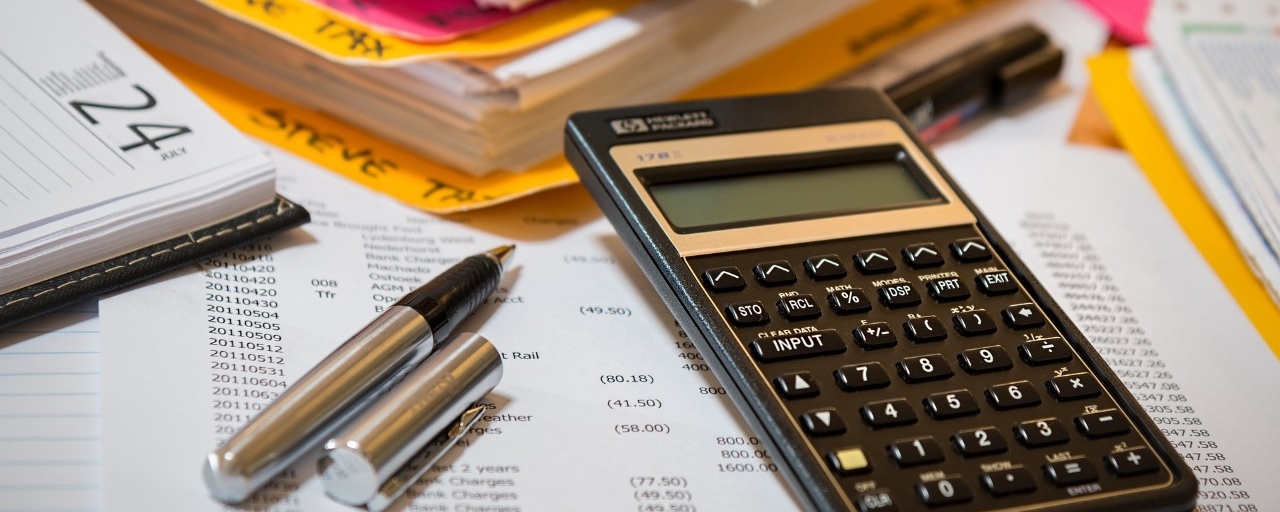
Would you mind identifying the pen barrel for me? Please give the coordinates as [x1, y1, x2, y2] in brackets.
[395, 253, 503, 343]
[319, 333, 503, 507]
[203, 307, 436, 503]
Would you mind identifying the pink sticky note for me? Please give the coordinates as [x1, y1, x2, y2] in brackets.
[1077, 0, 1151, 45]
[314, 0, 557, 43]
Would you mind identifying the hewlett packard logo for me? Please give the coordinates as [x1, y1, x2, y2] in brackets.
[609, 110, 716, 136]
[610, 118, 651, 135]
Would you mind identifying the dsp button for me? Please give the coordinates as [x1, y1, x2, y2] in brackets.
[749, 329, 846, 362]
[877, 283, 921, 308]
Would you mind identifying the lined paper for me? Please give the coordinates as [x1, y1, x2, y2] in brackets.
[0, 302, 101, 512]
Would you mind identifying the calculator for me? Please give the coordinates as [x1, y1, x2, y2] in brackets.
[564, 89, 1196, 511]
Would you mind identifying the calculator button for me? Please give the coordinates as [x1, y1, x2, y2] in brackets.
[853, 490, 900, 512]
[774, 372, 819, 399]
[951, 310, 996, 336]
[889, 436, 945, 466]
[986, 381, 1041, 410]
[854, 323, 898, 349]
[952, 427, 1008, 457]
[916, 477, 972, 506]
[805, 254, 847, 280]
[903, 243, 944, 268]
[724, 301, 769, 326]
[750, 330, 846, 362]
[828, 446, 872, 475]
[855, 249, 896, 273]
[926, 277, 970, 302]
[976, 270, 1017, 295]
[829, 288, 873, 314]
[897, 354, 953, 382]
[754, 261, 796, 286]
[1002, 303, 1046, 328]
[1018, 338, 1072, 365]
[877, 283, 921, 308]
[836, 363, 892, 391]
[1015, 418, 1070, 447]
[1106, 447, 1161, 476]
[904, 316, 948, 342]
[924, 390, 980, 419]
[862, 399, 917, 427]
[801, 408, 847, 436]
[1076, 410, 1130, 438]
[1047, 372, 1101, 400]
[981, 467, 1036, 496]
[777, 294, 821, 321]
[958, 346, 1014, 374]
[1045, 459, 1099, 486]
[950, 238, 991, 262]
[703, 266, 746, 292]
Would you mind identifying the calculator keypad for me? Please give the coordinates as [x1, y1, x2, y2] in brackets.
[688, 225, 1172, 510]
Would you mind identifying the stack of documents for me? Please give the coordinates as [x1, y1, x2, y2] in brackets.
[1141, 0, 1280, 302]
[87, 0, 870, 176]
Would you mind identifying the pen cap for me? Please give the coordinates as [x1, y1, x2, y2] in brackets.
[318, 332, 502, 506]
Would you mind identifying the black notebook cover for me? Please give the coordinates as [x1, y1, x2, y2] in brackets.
[0, 194, 309, 330]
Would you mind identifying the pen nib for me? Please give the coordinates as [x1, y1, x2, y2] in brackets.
[486, 245, 516, 269]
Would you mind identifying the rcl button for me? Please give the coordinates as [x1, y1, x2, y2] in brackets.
[750, 329, 846, 362]
[777, 294, 821, 320]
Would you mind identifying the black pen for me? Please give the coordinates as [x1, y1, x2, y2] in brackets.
[885, 23, 1064, 141]
[203, 245, 515, 503]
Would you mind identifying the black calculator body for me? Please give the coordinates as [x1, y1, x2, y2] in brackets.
[564, 89, 1196, 512]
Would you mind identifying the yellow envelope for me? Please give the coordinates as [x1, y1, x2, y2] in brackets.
[151, 0, 998, 215]
[150, 44, 579, 212]
[198, 0, 642, 65]
[1087, 49, 1280, 353]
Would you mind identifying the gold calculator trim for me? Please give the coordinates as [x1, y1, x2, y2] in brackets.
[608, 120, 977, 257]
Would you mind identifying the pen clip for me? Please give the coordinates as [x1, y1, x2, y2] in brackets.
[365, 403, 487, 512]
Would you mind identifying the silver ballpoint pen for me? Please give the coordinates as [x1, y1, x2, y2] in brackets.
[203, 245, 515, 503]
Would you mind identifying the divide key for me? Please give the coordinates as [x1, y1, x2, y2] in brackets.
[750, 329, 846, 362]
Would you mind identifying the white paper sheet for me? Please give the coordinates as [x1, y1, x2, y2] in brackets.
[98, 148, 802, 511]
[1130, 46, 1280, 305]
[1148, 0, 1280, 291]
[92, 141, 1280, 510]
[941, 141, 1280, 509]
[0, 302, 101, 511]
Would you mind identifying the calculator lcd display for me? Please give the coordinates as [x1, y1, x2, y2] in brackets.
[645, 159, 936, 232]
